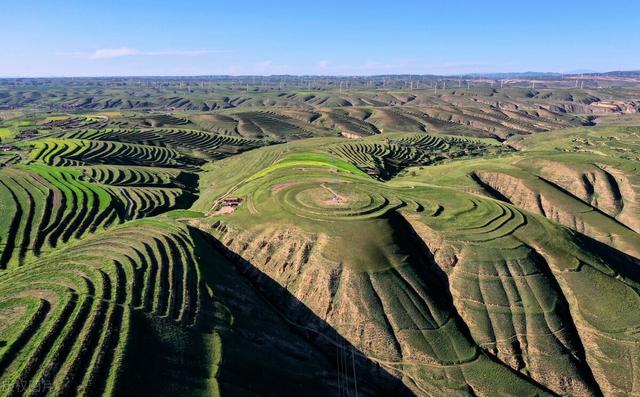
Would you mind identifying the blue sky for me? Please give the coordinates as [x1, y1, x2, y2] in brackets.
[2, 0, 639, 77]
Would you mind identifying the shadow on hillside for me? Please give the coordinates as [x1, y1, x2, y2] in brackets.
[575, 231, 640, 282]
[117, 303, 215, 396]
[191, 227, 416, 397]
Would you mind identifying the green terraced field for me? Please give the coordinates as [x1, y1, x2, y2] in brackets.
[0, 83, 639, 397]
[0, 128, 13, 140]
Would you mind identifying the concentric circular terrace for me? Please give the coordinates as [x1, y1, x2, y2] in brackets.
[272, 179, 405, 221]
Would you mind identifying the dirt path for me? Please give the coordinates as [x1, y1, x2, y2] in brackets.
[247, 194, 258, 214]
[320, 182, 346, 205]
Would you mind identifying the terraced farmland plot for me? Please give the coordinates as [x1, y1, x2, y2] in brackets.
[0, 162, 197, 268]
[327, 133, 511, 179]
[132, 114, 191, 127]
[63, 128, 264, 160]
[79, 165, 195, 188]
[0, 220, 207, 396]
[233, 111, 336, 139]
[29, 138, 200, 169]
[0, 165, 122, 267]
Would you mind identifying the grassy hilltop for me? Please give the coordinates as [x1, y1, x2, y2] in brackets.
[0, 81, 639, 396]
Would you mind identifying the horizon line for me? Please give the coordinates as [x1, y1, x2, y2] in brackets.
[1, 70, 639, 80]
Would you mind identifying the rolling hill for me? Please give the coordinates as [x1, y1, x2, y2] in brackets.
[0, 82, 639, 396]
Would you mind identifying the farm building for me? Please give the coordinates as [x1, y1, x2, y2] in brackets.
[221, 196, 243, 206]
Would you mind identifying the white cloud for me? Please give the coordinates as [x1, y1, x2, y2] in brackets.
[90, 47, 138, 59]
[57, 47, 227, 60]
